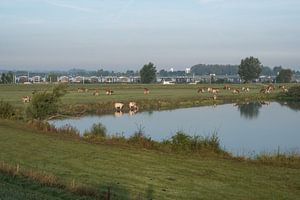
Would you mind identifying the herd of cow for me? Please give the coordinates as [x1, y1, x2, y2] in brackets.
[197, 84, 289, 100]
[21, 84, 288, 105]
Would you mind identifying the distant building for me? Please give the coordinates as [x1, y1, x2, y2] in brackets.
[59, 76, 69, 83]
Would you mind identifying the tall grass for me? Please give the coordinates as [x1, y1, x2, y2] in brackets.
[0, 161, 101, 198]
[0, 100, 16, 119]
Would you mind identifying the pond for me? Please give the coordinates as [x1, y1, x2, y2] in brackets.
[50, 102, 300, 156]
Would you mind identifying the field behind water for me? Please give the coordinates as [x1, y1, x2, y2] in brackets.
[0, 83, 281, 108]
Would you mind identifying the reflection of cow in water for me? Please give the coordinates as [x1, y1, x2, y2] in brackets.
[22, 96, 31, 103]
[114, 111, 123, 117]
[114, 103, 124, 111]
[144, 88, 150, 94]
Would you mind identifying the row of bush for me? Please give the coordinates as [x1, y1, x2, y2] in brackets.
[28, 120, 227, 156]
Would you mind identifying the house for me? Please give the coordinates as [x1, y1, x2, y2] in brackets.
[59, 76, 69, 83]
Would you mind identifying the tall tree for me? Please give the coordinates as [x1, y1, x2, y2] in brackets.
[0, 71, 14, 84]
[140, 62, 157, 83]
[238, 57, 262, 83]
[276, 69, 293, 83]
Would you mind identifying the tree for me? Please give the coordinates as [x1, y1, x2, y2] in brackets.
[238, 57, 262, 83]
[140, 62, 157, 83]
[26, 84, 67, 119]
[47, 73, 59, 82]
[0, 71, 14, 84]
[276, 69, 293, 83]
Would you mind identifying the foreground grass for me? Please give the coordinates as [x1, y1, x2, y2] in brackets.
[0, 172, 95, 200]
[0, 120, 300, 199]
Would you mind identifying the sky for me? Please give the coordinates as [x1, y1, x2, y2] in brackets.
[0, 0, 300, 71]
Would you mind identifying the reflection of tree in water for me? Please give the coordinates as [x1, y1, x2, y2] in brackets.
[238, 102, 262, 119]
[279, 101, 300, 111]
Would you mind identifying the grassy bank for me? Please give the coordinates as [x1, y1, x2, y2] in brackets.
[1, 120, 300, 199]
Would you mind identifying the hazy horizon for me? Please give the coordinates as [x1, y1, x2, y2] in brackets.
[1, 0, 300, 71]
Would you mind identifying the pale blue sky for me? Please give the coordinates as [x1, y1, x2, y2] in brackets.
[0, 0, 300, 70]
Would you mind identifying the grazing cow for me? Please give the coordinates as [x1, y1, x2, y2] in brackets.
[129, 102, 138, 111]
[232, 89, 240, 94]
[77, 88, 85, 93]
[22, 96, 31, 103]
[223, 85, 231, 90]
[106, 89, 113, 95]
[207, 87, 212, 92]
[114, 102, 124, 111]
[85, 88, 89, 92]
[93, 90, 99, 96]
[197, 88, 205, 93]
[144, 88, 150, 94]
[211, 88, 219, 94]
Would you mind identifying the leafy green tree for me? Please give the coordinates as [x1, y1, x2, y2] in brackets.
[276, 69, 293, 83]
[0, 71, 14, 84]
[238, 57, 262, 83]
[47, 73, 59, 82]
[140, 62, 157, 83]
[26, 84, 67, 119]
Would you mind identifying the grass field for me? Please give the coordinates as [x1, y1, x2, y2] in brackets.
[0, 83, 286, 113]
[1, 120, 300, 199]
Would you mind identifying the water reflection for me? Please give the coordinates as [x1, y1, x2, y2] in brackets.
[237, 102, 263, 119]
[114, 111, 123, 117]
[50, 102, 300, 155]
[279, 101, 300, 112]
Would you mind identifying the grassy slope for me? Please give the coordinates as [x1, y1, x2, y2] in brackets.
[0, 172, 95, 200]
[0, 120, 299, 199]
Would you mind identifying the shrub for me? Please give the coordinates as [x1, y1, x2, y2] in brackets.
[26, 84, 67, 120]
[0, 100, 15, 119]
[168, 131, 223, 153]
[285, 85, 300, 101]
[84, 123, 107, 138]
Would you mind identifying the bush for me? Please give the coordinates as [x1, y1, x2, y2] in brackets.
[84, 123, 107, 138]
[26, 84, 67, 119]
[168, 131, 223, 153]
[0, 100, 15, 119]
[285, 85, 300, 101]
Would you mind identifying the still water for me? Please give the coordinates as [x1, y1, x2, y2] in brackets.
[50, 102, 300, 155]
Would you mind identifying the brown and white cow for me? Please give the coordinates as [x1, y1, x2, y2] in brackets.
[114, 102, 124, 111]
[129, 102, 138, 111]
[144, 88, 150, 94]
[22, 96, 31, 103]
[106, 89, 113, 95]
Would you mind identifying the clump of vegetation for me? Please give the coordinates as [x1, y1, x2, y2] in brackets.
[284, 85, 300, 101]
[26, 84, 67, 120]
[128, 125, 156, 149]
[27, 120, 80, 136]
[84, 123, 107, 138]
[0, 100, 15, 119]
[164, 131, 226, 154]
